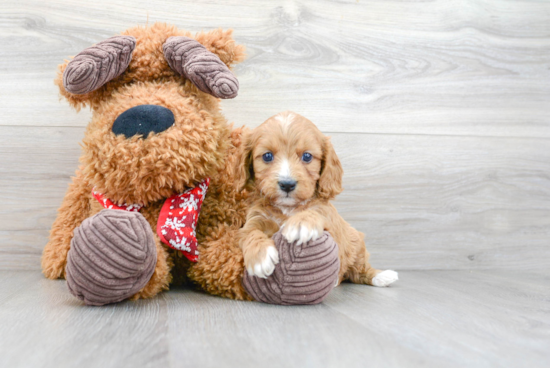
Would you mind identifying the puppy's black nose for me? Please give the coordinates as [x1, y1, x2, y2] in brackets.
[278, 180, 297, 193]
[112, 104, 175, 138]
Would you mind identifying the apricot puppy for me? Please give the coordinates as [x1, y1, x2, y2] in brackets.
[237, 111, 398, 287]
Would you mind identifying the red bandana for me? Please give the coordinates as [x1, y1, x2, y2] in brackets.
[92, 178, 209, 262]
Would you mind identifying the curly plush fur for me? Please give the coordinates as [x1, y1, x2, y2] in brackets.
[41, 23, 251, 301]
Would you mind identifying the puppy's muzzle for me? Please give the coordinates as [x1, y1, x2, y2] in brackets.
[278, 180, 297, 193]
[112, 104, 175, 138]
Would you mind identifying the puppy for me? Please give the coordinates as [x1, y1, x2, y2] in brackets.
[236, 111, 398, 287]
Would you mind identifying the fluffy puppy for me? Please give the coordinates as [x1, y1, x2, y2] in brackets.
[236, 111, 398, 287]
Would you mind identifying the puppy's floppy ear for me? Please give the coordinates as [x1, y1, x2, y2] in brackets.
[235, 130, 255, 191]
[317, 137, 343, 200]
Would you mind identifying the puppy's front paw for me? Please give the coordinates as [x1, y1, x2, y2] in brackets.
[244, 241, 279, 279]
[282, 216, 323, 245]
[372, 270, 399, 287]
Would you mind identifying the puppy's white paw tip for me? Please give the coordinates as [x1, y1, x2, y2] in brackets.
[266, 245, 279, 264]
[372, 270, 399, 287]
[248, 246, 279, 278]
[289, 225, 322, 245]
[283, 226, 300, 243]
[253, 263, 266, 279]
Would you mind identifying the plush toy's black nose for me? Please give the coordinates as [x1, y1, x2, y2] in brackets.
[112, 105, 175, 138]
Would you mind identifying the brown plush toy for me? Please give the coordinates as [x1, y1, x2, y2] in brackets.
[42, 23, 340, 306]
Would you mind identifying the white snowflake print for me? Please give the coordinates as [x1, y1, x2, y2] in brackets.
[169, 234, 192, 252]
[154, 179, 208, 262]
[198, 181, 208, 201]
[125, 203, 141, 212]
[162, 216, 187, 232]
[178, 194, 199, 212]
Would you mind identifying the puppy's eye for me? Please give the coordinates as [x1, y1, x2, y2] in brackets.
[262, 152, 274, 162]
[302, 152, 313, 163]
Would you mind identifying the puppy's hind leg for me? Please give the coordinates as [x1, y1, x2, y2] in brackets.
[345, 246, 398, 287]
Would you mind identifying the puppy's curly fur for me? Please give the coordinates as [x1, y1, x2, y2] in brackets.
[236, 111, 398, 287]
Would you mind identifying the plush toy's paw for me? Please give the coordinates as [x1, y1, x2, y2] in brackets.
[372, 270, 399, 287]
[243, 239, 279, 279]
[65, 209, 157, 306]
[41, 250, 66, 280]
[243, 230, 340, 305]
[282, 214, 324, 245]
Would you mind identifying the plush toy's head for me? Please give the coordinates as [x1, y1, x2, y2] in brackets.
[56, 23, 245, 205]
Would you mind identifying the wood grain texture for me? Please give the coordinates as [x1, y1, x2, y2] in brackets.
[0, 0, 549, 136]
[0, 270, 548, 368]
[335, 132, 550, 271]
[1, 126, 549, 270]
[0, 1, 549, 271]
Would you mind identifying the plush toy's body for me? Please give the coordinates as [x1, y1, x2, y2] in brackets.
[41, 23, 251, 303]
[42, 23, 340, 305]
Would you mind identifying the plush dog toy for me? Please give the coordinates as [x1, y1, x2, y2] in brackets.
[41, 23, 247, 305]
[42, 23, 340, 306]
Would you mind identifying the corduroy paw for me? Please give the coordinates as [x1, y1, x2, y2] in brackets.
[243, 230, 340, 305]
[65, 210, 157, 306]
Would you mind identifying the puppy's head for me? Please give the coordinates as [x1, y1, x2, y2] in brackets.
[237, 111, 343, 207]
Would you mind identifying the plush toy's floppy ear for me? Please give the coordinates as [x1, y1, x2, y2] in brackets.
[55, 36, 136, 110]
[163, 35, 240, 99]
[194, 29, 246, 68]
[63, 36, 135, 94]
[235, 132, 255, 191]
[317, 137, 343, 200]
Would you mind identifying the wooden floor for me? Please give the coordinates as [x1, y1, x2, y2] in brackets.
[0, 270, 548, 368]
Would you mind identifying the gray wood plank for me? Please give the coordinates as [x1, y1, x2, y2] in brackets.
[0, 271, 171, 368]
[0, 270, 548, 368]
[1, 126, 549, 271]
[0, 0, 549, 137]
[163, 287, 439, 368]
[333, 132, 550, 271]
[327, 270, 550, 368]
